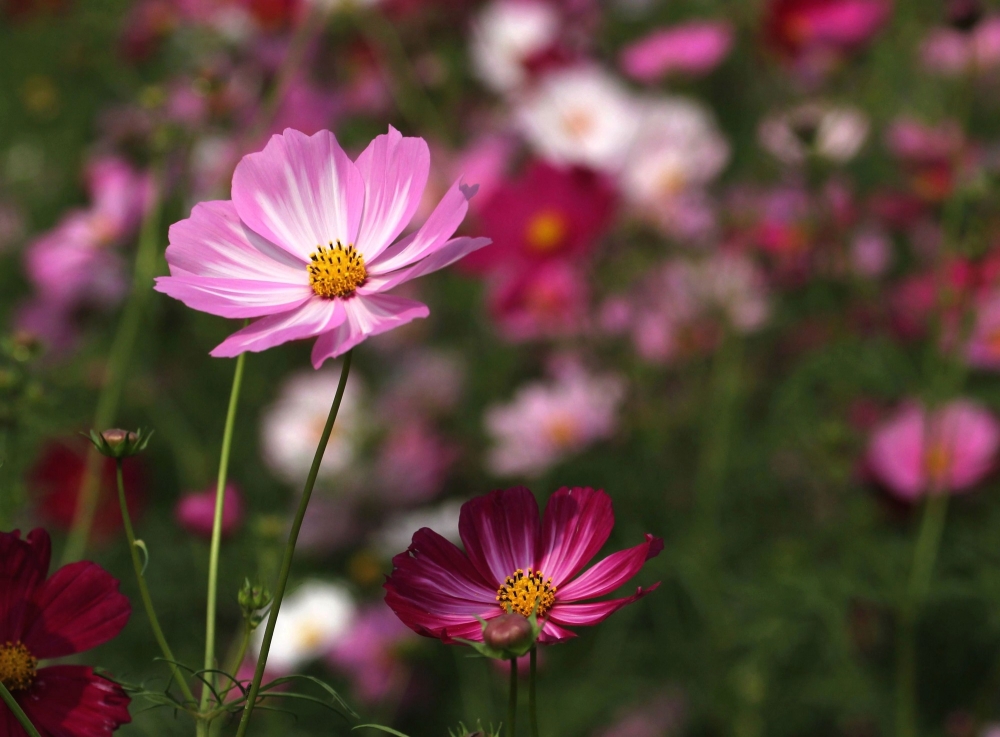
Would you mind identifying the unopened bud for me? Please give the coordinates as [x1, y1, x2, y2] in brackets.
[88, 428, 152, 459]
[238, 578, 272, 629]
[483, 613, 534, 653]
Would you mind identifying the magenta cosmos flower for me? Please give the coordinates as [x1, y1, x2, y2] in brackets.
[0, 528, 131, 737]
[384, 486, 662, 643]
[155, 127, 490, 367]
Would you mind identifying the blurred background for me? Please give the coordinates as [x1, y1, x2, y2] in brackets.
[5, 0, 1000, 735]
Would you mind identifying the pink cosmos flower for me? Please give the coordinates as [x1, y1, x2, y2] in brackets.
[765, 0, 891, 61]
[866, 400, 1000, 500]
[487, 260, 590, 342]
[327, 605, 416, 703]
[921, 16, 1000, 76]
[384, 485, 663, 643]
[375, 420, 459, 504]
[620, 21, 733, 82]
[155, 127, 490, 367]
[174, 483, 245, 539]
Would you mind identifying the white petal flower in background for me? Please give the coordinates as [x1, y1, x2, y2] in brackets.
[759, 102, 870, 165]
[471, 0, 560, 93]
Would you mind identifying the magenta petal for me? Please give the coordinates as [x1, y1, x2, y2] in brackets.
[154, 276, 313, 318]
[0, 529, 51, 644]
[210, 298, 345, 358]
[20, 666, 131, 737]
[367, 179, 479, 275]
[358, 236, 492, 295]
[309, 294, 429, 368]
[22, 561, 130, 659]
[353, 126, 430, 261]
[557, 534, 663, 602]
[548, 583, 660, 626]
[459, 487, 541, 585]
[866, 403, 927, 499]
[231, 129, 365, 261]
[537, 487, 615, 586]
[538, 620, 577, 643]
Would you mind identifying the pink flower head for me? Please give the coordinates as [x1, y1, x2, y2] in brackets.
[765, 0, 891, 60]
[966, 292, 1000, 369]
[375, 420, 459, 504]
[0, 528, 132, 735]
[866, 400, 1000, 500]
[487, 260, 590, 342]
[461, 161, 616, 276]
[620, 21, 733, 82]
[155, 127, 491, 367]
[174, 483, 245, 539]
[921, 16, 1000, 76]
[327, 605, 416, 703]
[384, 485, 663, 643]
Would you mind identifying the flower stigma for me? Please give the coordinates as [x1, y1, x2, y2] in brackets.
[0, 641, 37, 692]
[308, 241, 367, 298]
[496, 568, 557, 618]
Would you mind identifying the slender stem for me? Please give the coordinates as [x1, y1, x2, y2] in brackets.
[896, 492, 950, 737]
[507, 657, 518, 737]
[234, 351, 353, 737]
[0, 681, 41, 737]
[115, 460, 197, 706]
[200, 350, 247, 715]
[62, 167, 163, 564]
[528, 648, 538, 737]
[222, 622, 252, 699]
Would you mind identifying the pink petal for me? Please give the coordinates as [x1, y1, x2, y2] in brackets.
[210, 298, 345, 358]
[23, 561, 130, 659]
[620, 21, 733, 81]
[231, 129, 365, 262]
[358, 236, 492, 295]
[354, 126, 430, 261]
[557, 534, 663, 602]
[538, 620, 577, 643]
[164, 200, 306, 278]
[866, 403, 927, 499]
[537, 487, 615, 587]
[308, 294, 429, 367]
[154, 276, 314, 318]
[387, 528, 498, 603]
[548, 584, 660, 626]
[367, 179, 479, 275]
[459, 487, 541, 585]
[937, 400, 1000, 490]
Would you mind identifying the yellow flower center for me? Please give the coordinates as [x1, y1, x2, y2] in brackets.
[545, 414, 578, 448]
[496, 568, 557, 618]
[0, 641, 37, 692]
[925, 442, 952, 483]
[525, 210, 568, 253]
[307, 241, 367, 299]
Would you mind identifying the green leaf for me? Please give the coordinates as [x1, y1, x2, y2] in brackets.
[353, 724, 413, 737]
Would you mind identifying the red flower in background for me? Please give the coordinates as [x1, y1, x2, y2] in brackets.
[0, 528, 131, 736]
[461, 161, 616, 277]
[385, 486, 662, 643]
[765, 0, 891, 60]
[30, 442, 145, 544]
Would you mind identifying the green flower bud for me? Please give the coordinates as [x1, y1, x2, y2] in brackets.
[87, 428, 152, 459]
[238, 578, 272, 629]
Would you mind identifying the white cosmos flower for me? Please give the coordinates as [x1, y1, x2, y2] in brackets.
[471, 0, 560, 93]
[758, 102, 870, 165]
[251, 580, 356, 672]
[516, 65, 642, 172]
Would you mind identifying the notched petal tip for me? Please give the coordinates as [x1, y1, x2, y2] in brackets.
[645, 534, 665, 560]
[459, 182, 480, 200]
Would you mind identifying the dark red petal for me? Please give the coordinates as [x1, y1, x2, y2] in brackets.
[384, 588, 498, 643]
[557, 534, 663, 602]
[22, 562, 130, 659]
[459, 487, 541, 584]
[548, 583, 661, 627]
[537, 487, 614, 586]
[0, 529, 51, 643]
[0, 703, 30, 737]
[19, 666, 131, 737]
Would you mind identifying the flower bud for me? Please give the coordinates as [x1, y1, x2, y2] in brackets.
[238, 578, 272, 629]
[483, 613, 535, 653]
[88, 428, 152, 459]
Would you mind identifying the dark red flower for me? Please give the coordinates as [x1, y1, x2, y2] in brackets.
[0, 528, 131, 736]
[384, 486, 662, 643]
[764, 0, 891, 60]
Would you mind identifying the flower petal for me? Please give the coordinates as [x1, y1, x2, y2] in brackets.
[164, 200, 306, 278]
[537, 487, 615, 587]
[309, 294, 429, 368]
[20, 666, 131, 737]
[367, 179, 479, 275]
[357, 236, 492, 295]
[154, 276, 313, 318]
[548, 583, 660, 626]
[354, 126, 430, 261]
[0, 529, 50, 644]
[556, 534, 663, 602]
[538, 620, 577, 643]
[210, 298, 345, 358]
[459, 486, 541, 585]
[232, 129, 365, 261]
[22, 561, 130, 659]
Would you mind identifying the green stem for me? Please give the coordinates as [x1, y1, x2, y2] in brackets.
[234, 350, 353, 737]
[507, 657, 518, 737]
[222, 622, 252, 700]
[0, 681, 41, 737]
[199, 349, 247, 716]
[115, 460, 197, 706]
[896, 492, 950, 737]
[62, 166, 164, 565]
[528, 648, 538, 737]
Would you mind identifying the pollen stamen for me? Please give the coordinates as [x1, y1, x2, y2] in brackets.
[0, 641, 37, 692]
[307, 241, 367, 299]
[496, 568, 557, 618]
